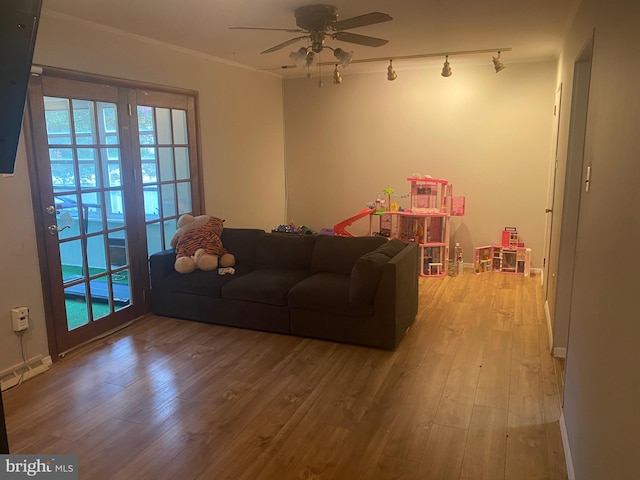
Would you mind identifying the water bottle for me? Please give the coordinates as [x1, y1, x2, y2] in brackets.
[455, 243, 464, 275]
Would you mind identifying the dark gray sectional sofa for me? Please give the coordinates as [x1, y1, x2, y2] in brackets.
[149, 229, 419, 349]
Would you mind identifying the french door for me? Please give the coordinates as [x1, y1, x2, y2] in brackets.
[26, 70, 201, 355]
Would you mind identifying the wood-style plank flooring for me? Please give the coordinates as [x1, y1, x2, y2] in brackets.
[4, 272, 567, 479]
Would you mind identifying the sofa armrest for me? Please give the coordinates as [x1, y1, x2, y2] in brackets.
[149, 249, 176, 287]
[374, 243, 419, 348]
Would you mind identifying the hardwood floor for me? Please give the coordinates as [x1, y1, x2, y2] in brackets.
[4, 272, 567, 479]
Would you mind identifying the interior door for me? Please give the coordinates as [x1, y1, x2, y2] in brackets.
[27, 75, 145, 353]
[543, 84, 563, 296]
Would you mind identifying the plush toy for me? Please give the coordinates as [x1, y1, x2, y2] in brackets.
[170, 214, 235, 274]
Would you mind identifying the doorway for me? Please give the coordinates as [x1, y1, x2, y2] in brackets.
[26, 69, 201, 355]
[545, 37, 594, 357]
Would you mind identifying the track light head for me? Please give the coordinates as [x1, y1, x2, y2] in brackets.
[441, 56, 452, 77]
[387, 60, 397, 81]
[493, 51, 506, 73]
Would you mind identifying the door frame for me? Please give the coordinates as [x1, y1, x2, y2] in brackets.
[24, 66, 203, 358]
[552, 40, 594, 357]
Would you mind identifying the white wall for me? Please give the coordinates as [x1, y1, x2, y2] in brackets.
[0, 135, 50, 376]
[0, 11, 286, 371]
[283, 61, 556, 268]
[558, 0, 640, 478]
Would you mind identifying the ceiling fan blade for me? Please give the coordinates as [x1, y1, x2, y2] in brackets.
[332, 12, 393, 31]
[260, 35, 309, 54]
[229, 26, 304, 33]
[332, 32, 388, 48]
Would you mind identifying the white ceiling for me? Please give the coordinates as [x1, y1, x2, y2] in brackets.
[41, 0, 580, 77]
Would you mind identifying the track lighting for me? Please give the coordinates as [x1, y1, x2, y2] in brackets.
[493, 51, 506, 73]
[333, 64, 342, 84]
[293, 47, 511, 81]
[333, 48, 353, 67]
[441, 55, 452, 77]
[387, 60, 397, 81]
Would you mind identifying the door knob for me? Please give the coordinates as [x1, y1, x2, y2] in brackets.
[545, 208, 553, 213]
[48, 224, 70, 235]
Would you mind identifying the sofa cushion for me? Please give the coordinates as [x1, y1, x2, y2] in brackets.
[310, 235, 388, 274]
[220, 228, 265, 267]
[349, 251, 390, 307]
[255, 234, 317, 270]
[288, 272, 373, 317]
[162, 264, 253, 298]
[222, 268, 311, 306]
[375, 238, 407, 258]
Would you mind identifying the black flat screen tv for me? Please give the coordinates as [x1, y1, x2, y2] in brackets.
[0, 0, 43, 174]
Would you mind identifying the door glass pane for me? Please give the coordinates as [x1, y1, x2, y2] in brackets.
[55, 194, 79, 240]
[91, 293, 110, 321]
[161, 184, 176, 217]
[172, 110, 187, 144]
[175, 147, 189, 180]
[107, 190, 126, 230]
[60, 239, 83, 281]
[44, 97, 72, 144]
[72, 99, 96, 145]
[87, 234, 107, 276]
[163, 220, 177, 248]
[82, 192, 104, 234]
[156, 108, 172, 144]
[98, 102, 119, 144]
[146, 223, 162, 256]
[143, 186, 159, 219]
[104, 148, 122, 188]
[158, 147, 174, 181]
[115, 270, 131, 304]
[138, 106, 155, 143]
[141, 148, 157, 185]
[64, 281, 89, 330]
[78, 148, 99, 189]
[177, 182, 192, 214]
[50, 148, 76, 191]
[108, 233, 127, 267]
[114, 269, 132, 312]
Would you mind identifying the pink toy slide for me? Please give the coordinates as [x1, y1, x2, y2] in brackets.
[333, 208, 375, 236]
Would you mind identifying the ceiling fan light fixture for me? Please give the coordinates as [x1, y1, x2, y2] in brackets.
[441, 55, 452, 77]
[333, 48, 353, 67]
[387, 59, 397, 81]
[333, 64, 342, 84]
[289, 47, 309, 67]
[493, 51, 506, 73]
[305, 51, 316, 68]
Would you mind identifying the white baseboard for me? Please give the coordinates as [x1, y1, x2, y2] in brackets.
[544, 301, 567, 358]
[559, 413, 576, 480]
[0, 355, 52, 391]
[544, 300, 554, 354]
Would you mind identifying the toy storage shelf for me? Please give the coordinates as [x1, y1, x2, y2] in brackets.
[474, 245, 531, 276]
[367, 176, 464, 278]
[374, 211, 450, 278]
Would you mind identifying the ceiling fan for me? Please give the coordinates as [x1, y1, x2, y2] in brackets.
[229, 4, 393, 61]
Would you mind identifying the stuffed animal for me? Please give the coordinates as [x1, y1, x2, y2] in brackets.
[169, 214, 235, 274]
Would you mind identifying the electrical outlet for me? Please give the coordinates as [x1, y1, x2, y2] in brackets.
[11, 307, 29, 332]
